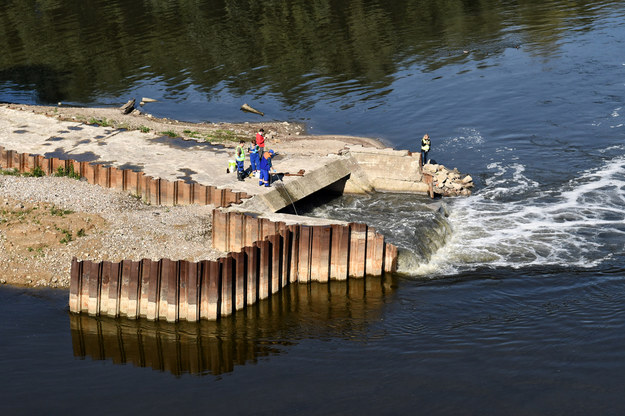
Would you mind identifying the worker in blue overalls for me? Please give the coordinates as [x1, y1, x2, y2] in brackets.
[248, 139, 260, 176]
[259, 150, 276, 187]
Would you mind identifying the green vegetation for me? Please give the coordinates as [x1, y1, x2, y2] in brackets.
[59, 228, 73, 244]
[50, 206, 73, 217]
[205, 129, 246, 143]
[182, 128, 244, 143]
[139, 125, 150, 133]
[77, 228, 86, 237]
[87, 117, 112, 127]
[27, 246, 45, 256]
[54, 164, 81, 180]
[1, 166, 45, 177]
[0, 168, 20, 176]
[183, 129, 201, 138]
[26, 166, 45, 177]
[161, 130, 178, 138]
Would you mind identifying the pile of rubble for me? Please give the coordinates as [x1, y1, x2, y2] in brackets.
[422, 163, 474, 197]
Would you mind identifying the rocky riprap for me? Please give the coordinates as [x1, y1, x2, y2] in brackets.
[422, 163, 474, 197]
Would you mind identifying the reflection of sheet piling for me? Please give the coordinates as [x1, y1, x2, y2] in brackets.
[70, 278, 393, 376]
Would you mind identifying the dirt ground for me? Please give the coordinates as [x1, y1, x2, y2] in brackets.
[0, 196, 105, 287]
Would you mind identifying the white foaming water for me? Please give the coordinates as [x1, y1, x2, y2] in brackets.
[403, 155, 625, 277]
[436, 128, 485, 154]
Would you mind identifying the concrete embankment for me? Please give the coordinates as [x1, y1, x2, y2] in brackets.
[0, 105, 471, 321]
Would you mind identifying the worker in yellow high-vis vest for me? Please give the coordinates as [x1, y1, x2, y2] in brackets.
[235, 139, 246, 181]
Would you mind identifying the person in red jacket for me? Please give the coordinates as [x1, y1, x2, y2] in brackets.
[255, 128, 265, 154]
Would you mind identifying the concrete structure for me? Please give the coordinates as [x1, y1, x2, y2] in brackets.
[0, 106, 463, 322]
[342, 145, 430, 194]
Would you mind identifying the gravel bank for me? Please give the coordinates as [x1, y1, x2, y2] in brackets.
[0, 174, 224, 288]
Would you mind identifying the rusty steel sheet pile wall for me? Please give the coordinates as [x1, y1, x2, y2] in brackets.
[3, 145, 399, 322]
[70, 226, 302, 322]
[0, 146, 249, 208]
[211, 210, 398, 281]
[69, 212, 398, 322]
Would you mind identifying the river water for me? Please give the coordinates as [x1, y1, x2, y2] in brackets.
[1, 0, 625, 414]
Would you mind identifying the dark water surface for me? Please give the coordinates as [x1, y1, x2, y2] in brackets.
[2, 0, 625, 414]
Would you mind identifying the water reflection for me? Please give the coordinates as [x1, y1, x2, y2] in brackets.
[70, 277, 395, 376]
[1, 0, 619, 112]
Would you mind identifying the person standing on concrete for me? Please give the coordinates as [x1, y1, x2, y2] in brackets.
[248, 139, 260, 176]
[235, 139, 246, 181]
[259, 149, 276, 187]
[421, 133, 431, 166]
[256, 128, 266, 154]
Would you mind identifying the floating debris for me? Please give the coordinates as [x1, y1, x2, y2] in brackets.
[241, 103, 264, 116]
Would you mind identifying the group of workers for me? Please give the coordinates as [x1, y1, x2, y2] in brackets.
[234, 128, 431, 186]
[234, 128, 277, 187]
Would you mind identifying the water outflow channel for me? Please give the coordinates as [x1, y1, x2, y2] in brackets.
[303, 150, 625, 280]
[298, 192, 453, 276]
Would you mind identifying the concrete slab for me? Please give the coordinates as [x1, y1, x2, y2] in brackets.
[1, 106, 437, 214]
[0, 107, 345, 201]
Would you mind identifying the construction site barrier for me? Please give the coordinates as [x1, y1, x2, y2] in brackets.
[0, 146, 249, 208]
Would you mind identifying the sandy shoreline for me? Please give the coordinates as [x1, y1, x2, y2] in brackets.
[3, 103, 388, 151]
[0, 104, 388, 288]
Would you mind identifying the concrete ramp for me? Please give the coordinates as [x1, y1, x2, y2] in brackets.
[239, 157, 353, 212]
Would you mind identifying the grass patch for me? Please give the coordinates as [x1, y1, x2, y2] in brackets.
[2, 166, 46, 177]
[183, 129, 202, 139]
[0, 168, 20, 176]
[50, 206, 73, 217]
[161, 130, 178, 138]
[139, 125, 150, 133]
[87, 117, 112, 127]
[26, 166, 46, 177]
[204, 129, 245, 143]
[59, 229, 73, 244]
[54, 164, 81, 180]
